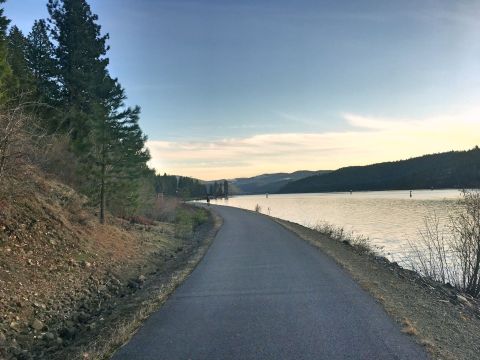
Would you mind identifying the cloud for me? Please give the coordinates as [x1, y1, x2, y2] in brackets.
[146, 109, 480, 180]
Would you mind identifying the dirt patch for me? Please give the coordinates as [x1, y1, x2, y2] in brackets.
[274, 218, 480, 360]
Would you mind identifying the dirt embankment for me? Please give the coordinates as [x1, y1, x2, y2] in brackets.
[275, 218, 480, 360]
[0, 171, 220, 360]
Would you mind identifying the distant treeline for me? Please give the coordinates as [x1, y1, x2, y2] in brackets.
[154, 175, 229, 199]
[279, 147, 480, 193]
[154, 174, 206, 199]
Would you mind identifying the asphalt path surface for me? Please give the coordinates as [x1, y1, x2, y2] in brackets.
[113, 205, 428, 360]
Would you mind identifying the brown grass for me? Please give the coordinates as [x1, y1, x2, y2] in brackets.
[73, 211, 222, 360]
[401, 318, 419, 336]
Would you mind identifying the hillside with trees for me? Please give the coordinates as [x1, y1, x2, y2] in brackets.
[0, 0, 211, 223]
[0, 2, 216, 358]
[207, 171, 329, 195]
[279, 148, 480, 193]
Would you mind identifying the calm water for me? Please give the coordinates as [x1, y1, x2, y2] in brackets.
[202, 190, 461, 262]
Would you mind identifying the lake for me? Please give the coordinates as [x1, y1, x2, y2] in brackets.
[201, 190, 461, 263]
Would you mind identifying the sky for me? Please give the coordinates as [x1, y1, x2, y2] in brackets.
[5, 0, 480, 180]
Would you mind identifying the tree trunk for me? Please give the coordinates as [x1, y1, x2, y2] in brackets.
[99, 161, 106, 224]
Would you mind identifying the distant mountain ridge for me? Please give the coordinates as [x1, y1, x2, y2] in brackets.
[206, 170, 331, 195]
[279, 147, 480, 194]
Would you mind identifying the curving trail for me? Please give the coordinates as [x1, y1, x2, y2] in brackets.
[113, 205, 428, 360]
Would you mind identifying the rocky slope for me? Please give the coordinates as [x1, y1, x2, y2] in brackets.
[0, 169, 215, 359]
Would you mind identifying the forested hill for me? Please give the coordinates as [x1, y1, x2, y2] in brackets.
[278, 147, 480, 194]
[230, 170, 330, 194]
[206, 170, 330, 195]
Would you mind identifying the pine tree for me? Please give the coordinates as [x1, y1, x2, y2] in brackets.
[0, 0, 12, 103]
[25, 19, 59, 128]
[47, 0, 150, 223]
[7, 26, 33, 95]
[47, 0, 111, 142]
[223, 180, 229, 198]
[102, 104, 150, 219]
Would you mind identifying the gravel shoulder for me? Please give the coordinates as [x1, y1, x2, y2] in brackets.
[274, 217, 480, 360]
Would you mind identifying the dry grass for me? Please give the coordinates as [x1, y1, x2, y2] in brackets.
[0, 168, 218, 359]
[312, 222, 374, 255]
[73, 211, 222, 360]
[401, 318, 419, 336]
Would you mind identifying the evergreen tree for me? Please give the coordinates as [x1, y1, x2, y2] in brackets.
[26, 19, 59, 128]
[7, 26, 33, 95]
[0, 0, 12, 103]
[103, 104, 150, 219]
[223, 180, 229, 198]
[47, 0, 150, 223]
[47, 0, 110, 143]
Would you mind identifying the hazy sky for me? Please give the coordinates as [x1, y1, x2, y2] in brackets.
[5, 0, 480, 179]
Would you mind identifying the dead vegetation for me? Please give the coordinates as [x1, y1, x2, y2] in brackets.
[0, 168, 217, 359]
[408, 190, 480, 297]
[312, 222, 374, 255]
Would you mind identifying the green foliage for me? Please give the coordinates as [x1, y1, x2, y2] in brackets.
[209, 180, 228, 197]
[25, 19, 59, 129]
[0, 0, 12, 103]
[44, 0, 151, 222]
[174, 207, 209, 239]
[155, 174, 207, 199]
[48, 0, 111, 140]
[0, 0, 210, 224]
[7, 26, 35, 97]
[223, 179, 229, 197]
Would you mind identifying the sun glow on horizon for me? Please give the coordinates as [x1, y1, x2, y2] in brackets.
[147, 110, 480, 180]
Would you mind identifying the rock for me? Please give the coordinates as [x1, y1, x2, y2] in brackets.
[98, 284, 107, 292]
[68, 258, 77, 267]
[457, 295, 472, 307]
[81, 260, 92, 268]
[64, 320, 75, 329]
[31, 319, 44, 331]
[10, 321, 21, 332]
[60, 326, 77, 340]
[137, 275, 146, 284]
[128, 280, 139, 290]
[0, 331, 6, 345]
[44, 332, 55, 341]
[33, 302, 46, 310]
[77, 311, 89, 324]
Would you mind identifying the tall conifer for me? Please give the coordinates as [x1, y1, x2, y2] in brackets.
[47, 0, 150, 222]
[0, 0, 11, 103]
[26, 19, 59, 128]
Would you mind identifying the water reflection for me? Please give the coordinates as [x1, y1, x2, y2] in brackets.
[204, 190, 461, 261]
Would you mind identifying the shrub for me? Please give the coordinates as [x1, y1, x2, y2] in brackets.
[408, 190, 480, 297]
[313, 222, 373, 254]
[174, 207, 209, 239]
